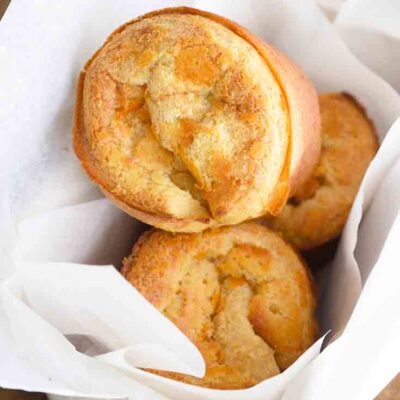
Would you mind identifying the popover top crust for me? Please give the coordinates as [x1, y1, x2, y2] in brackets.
[74, 7, 320, 232]
[267, 93, 378, 250]
[123, 223, 318, 389]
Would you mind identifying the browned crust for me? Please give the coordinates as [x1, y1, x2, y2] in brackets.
[74, 7, 320, 230]
[121, 222, 319, 320]
[122, 222, 319, 388]
[341, 92, 379, 144]
[74, 69, 214, 232]
[264, 92, 379, 250]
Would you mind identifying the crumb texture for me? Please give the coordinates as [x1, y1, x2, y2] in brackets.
[123, 223, 318, 389]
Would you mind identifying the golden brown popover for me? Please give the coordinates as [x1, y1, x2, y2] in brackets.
[74, 7, 320, 232]
[122, 223, 318, 389]
[265, 93, 378, 250]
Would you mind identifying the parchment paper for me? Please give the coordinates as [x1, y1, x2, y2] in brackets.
[0, 0, 399, 399]
[335, 0, 400, 92]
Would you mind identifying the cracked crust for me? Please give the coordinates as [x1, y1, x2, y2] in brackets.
[74, 7, 320, 232]
[122, 223, 318, 389]
[263, 93, 379, 250]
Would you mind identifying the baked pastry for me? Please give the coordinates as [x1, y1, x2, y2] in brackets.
[122, 223, 318, 389]
[265, 93, 378, 250]
[74, 7, 320, 232]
